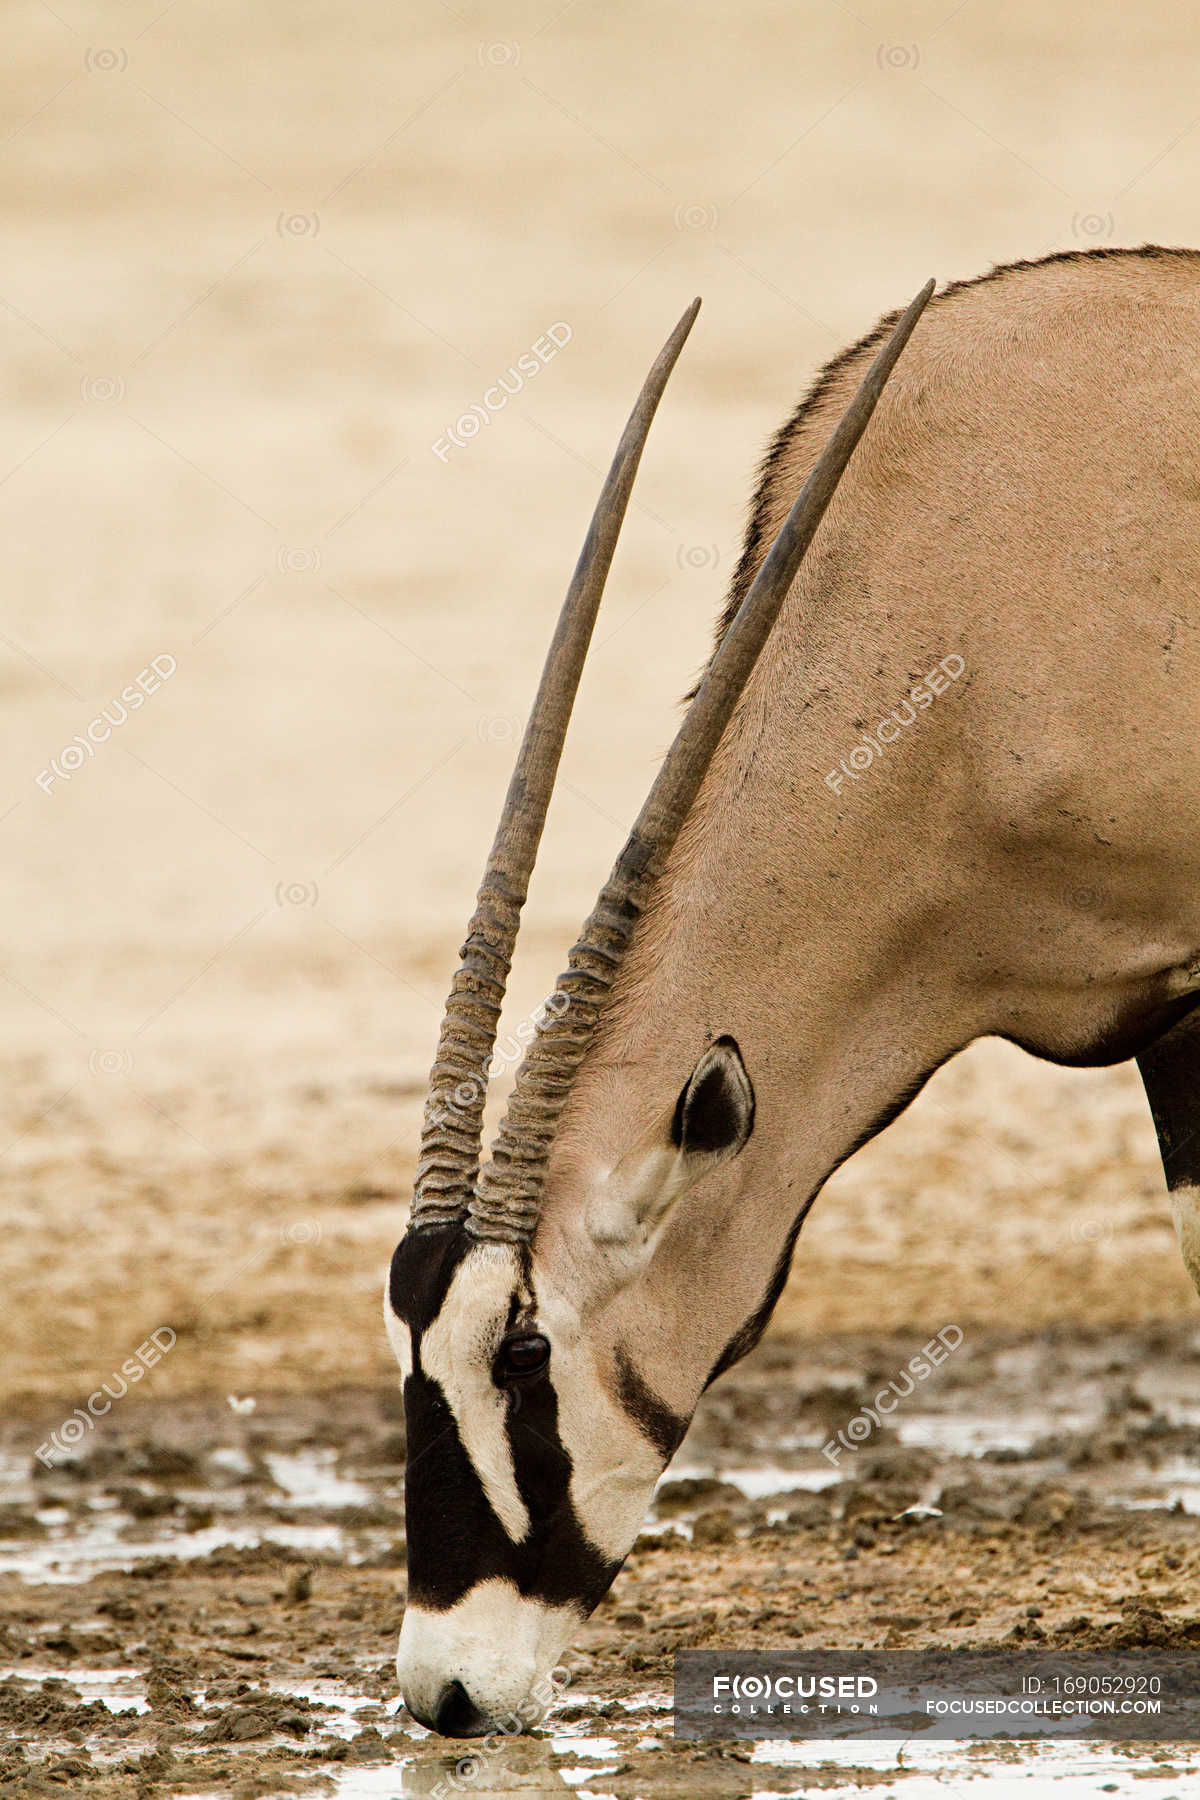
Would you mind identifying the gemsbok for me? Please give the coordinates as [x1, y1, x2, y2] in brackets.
[388, 246, 1200, 1736]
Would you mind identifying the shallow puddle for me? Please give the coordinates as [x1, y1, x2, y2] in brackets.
[3, 1327, 1200, 1796]
[0, 1506, 347, 1583]
[262, 1728, 1200, 1798]
[665, 1465, 842, 1500]
[0, 1661, 148, 1712]
[264, 1448, 375, 1509]
[752, 1738, 1198, 1797]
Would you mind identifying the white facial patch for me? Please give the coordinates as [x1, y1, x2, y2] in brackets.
[536, 1282, 666, 1563]
[398, 1579, 579, 1728]
[417, 1244, 531, 1544]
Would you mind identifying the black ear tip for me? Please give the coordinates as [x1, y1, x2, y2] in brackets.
[672, 1036, 755, 1158]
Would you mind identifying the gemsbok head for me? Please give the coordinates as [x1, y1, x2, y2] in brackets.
[389, 244, 1200, 1733]
[387, 278, 935, 1734]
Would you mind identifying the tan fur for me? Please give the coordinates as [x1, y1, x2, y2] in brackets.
[400, 249, 1200, 1729]
[542, 247, 1200, 1415]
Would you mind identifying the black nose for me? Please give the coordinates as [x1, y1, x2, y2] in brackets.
[432, 1679, 492, 1737]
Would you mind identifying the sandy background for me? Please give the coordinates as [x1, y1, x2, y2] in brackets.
[3, 0, 1199, 1409]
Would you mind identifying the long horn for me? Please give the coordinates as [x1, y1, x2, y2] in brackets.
[470, 278, 936, 1241]
[408, 299, 703, 1231]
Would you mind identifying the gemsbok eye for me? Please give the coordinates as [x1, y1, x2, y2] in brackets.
[495, 1333, 550, 1384]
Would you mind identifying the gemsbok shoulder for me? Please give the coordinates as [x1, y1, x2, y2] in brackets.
[387, 245, 1200, 1736]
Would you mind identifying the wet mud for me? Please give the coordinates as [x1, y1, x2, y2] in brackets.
[2, 1325, 1200, 1796]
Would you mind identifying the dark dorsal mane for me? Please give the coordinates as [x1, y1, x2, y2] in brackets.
[690, 243, 1200, 702]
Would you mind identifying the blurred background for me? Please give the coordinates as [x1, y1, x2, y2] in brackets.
[3, 0, 1198, 1405]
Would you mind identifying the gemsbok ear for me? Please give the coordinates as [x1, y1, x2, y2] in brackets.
[587, 1037, 755, 1254]
[672, 1035, 756, 1157]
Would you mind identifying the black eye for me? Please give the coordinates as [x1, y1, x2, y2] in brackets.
[495, 1333, 550, 1384]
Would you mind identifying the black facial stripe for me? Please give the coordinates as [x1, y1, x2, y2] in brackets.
[389, 1222, 474, 1335]
[404, 1361, 622, 1614]
[701, 1066, 946, 1389]
[402, 1364, 504, 1609]
[389, 1222, 535, 1336]
[825, 1063, 940, 1177]
[614, 1346, 690, 1460]
[505, 1359, 622, 1609]
[705, 1188, 819, 1387]
[392, 1222, 622, 1616]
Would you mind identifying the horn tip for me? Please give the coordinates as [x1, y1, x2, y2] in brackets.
[676, 296, 702, 335]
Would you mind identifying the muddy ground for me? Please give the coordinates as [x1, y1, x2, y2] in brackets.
[7, 3, 1200, 1797]
[4, 1324, 1200, 1798]
[6, 0, 1200, 1410]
